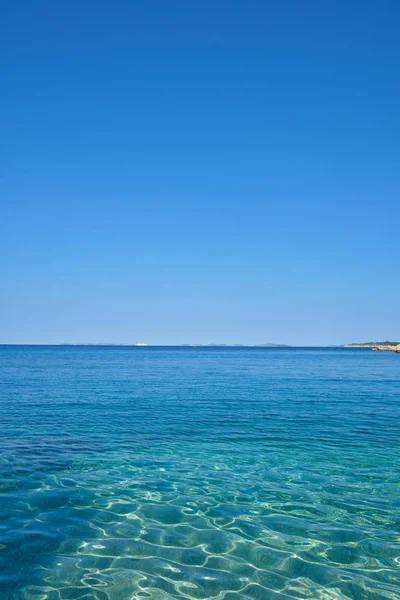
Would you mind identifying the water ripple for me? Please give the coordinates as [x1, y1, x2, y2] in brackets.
[1, 346, 400, 599]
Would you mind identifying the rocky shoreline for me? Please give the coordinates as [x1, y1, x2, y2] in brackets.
[345, 342, 400, 353]
[372, 344, 400, 353]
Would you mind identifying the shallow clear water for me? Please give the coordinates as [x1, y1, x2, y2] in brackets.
[0, 346, 399, 600]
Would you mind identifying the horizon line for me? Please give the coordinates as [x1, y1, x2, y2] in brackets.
[0, 343, 350, 348]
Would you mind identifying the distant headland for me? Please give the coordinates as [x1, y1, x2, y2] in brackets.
[346, 342, 400, 353]
[345, 341, 399, 347]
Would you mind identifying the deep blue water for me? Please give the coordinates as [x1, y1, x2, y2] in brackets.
[0, 346, 399, 600]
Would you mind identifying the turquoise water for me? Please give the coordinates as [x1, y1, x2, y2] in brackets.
[1, 346, 399, 600]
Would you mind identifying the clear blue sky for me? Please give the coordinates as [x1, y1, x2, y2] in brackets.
[1, 1, 399, 345]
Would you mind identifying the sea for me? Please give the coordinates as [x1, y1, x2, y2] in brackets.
[0, 346, 399, 600]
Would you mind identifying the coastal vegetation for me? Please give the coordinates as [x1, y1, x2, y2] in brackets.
[346, 341, 399, 347]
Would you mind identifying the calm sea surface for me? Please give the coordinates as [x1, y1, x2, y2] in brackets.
[0, 346, 399, 600]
